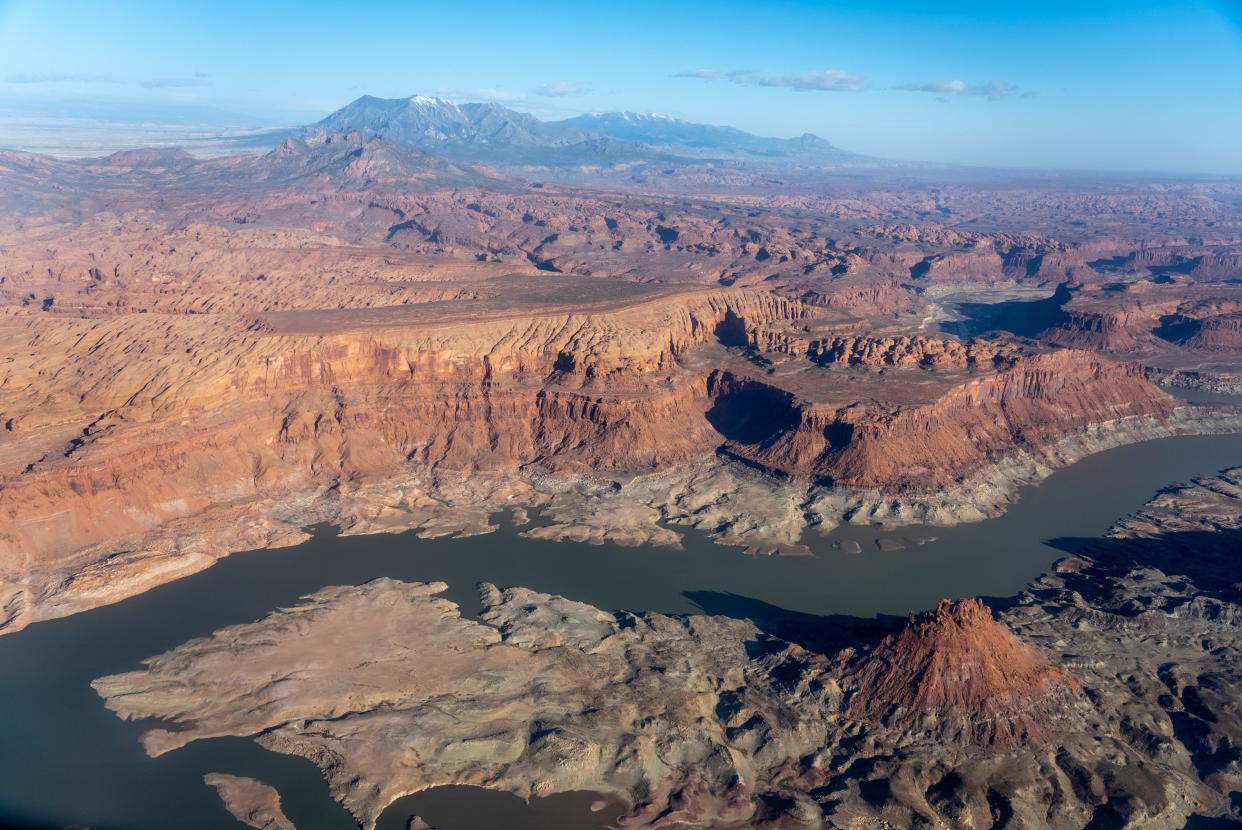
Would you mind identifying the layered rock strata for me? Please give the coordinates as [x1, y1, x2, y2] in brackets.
[5, 289, 1239, 633]
[3, 134, 1241, 638]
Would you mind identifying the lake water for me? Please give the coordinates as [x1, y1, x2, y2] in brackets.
[1166, 385, 1242, 406]
[2, 432, 1242, 830]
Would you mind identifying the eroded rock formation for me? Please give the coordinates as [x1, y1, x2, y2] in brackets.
[203, 774, 297, 830]
[836, 597, 1080, 746]
[90, 469, 1242, 828]
[1, 130, 1240, 637]
[95, 469, 1242, 830]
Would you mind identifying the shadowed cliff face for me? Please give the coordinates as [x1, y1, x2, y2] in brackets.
[1, 132, 1240, 636]
[705, 371, 802, 446]
[0, 286, 1210, 636]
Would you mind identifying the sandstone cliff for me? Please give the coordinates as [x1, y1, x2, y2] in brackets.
[1, 136, 1239, 636]
[716, 350, 1176, 489]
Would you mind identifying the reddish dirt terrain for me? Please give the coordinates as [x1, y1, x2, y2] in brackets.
[0, 131, 1240, 634]
[838, 598, 1080, 745]
[0, 93, 1239, 830]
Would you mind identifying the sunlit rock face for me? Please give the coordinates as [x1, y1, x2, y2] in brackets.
[2, 120, 1242, 639]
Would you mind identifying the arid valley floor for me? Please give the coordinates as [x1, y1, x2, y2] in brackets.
[1, 95, 1242, 830]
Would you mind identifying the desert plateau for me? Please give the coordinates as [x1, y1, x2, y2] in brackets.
[1, 3, 1241, 829]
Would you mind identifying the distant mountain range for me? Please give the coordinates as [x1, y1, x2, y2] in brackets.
[556, 111, 847, 161]
[0, 92, 875, 178]
[315, 96, 591, 151]
[295, 94, 863, 169]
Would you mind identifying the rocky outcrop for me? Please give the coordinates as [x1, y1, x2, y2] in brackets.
[204, 774, 298, 830]
[1043, 285, 1242, 359]
[1155, 368, 1242, 396]
[1044, 303, 1170, 351]
[1110, 465, 1242, 548]
[805, 333, 1020, 369]
[804, 275, 922, 317]
[722, 350, 1178, 489]
[836, 598, 1080, 746]
[95, 481, 1242, 830]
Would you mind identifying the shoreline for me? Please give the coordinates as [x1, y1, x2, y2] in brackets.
[89, 463, 1242, 829]
[3, 405, 1241, 637]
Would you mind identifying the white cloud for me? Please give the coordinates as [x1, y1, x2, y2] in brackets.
[677, 67, 866, 92]
[727, 69, 867, 92]
[681, 69, 1029, 102]
[894, 78, 1023, 101]
[894, 79, 967, 94]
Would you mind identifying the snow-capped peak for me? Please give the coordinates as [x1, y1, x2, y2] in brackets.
[408, 95, 458, 111]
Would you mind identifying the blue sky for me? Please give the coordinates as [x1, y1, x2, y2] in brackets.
[1, 0, 1240, 173]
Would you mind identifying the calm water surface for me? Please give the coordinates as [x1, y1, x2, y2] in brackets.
[2, 432, 1242, 830]
[1166, 386, 1242, 406]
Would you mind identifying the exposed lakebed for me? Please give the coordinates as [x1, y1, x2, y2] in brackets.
[3, 433, 1242, 830]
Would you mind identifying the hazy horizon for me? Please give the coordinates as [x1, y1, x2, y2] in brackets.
[1, 0, 1241, 174]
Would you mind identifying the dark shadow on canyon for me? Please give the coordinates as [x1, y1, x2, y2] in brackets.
[951, 281, 1072, 338]
[1152, 312, 1202, 345]
[704, 374, 800, 445]
[1044, 527, 1242, 605]
[683, 589, 903, 656]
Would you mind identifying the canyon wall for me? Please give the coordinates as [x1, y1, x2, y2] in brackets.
[714, 349, 1176, 489]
